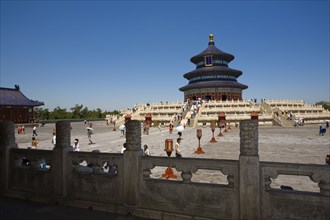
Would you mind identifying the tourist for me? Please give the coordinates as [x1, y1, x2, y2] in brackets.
[32, 126, 38, 136]
[169, 122, 173, 134]
[18, 125, 25, 134]
[319, 125, 326, 136]
[143, 145, 151, 156]
[31, 137, 38, 149]
[21, 157, 30, 166]
[73, 138, 80, 151]
[120, 124, 126, 135]
[121, 143, 126, 153]
[87, 126, 94, 145]
[175, 138, 182, 158]
[143, 124, 149, 135]
[52, 132, 56, 147]
[107, 164, 117, 176]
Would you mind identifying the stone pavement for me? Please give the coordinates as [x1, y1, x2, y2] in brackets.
[14, 121, 330, 192]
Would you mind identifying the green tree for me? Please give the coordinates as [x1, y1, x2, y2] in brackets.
[50, 107, 71, 119]
[70, 104, 84, 119]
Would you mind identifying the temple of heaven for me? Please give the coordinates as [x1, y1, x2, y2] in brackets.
[179, 34, 248, 101]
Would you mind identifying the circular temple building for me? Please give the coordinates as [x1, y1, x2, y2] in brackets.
[179, 34, 248, 101]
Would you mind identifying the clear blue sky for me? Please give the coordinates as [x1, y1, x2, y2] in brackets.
[1, 0, 329, 111]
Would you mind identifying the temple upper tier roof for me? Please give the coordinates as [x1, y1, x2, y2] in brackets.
[190, 34, 235, 64]
[183, 66, 242, 80]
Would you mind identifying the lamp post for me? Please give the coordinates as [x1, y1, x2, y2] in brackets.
[195, 128, 204, 154]
[218, 112, 226, 136]
[161, 139, 177, 179]
[218, 122, 223, 137]
[209, 120, 217, 143]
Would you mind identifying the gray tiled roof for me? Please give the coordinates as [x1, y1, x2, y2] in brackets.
[190, 44, 235, 64]
[183, 66, 243, 80]
[179, 81, 248, 92]
[0, 87, 44, 107]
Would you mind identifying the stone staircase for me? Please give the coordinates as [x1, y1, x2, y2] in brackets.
[260, 102, 294, 127]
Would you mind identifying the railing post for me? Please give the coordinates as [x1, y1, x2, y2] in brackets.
[239, 120, 260, 220]
[0, 121, 18, 195]
[124, 120, 143, 209]
[52, 121, 72, 200]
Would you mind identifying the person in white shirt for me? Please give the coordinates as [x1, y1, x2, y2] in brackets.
[121, 143, 126, 153]
[143, 145, 151, 156]
[73, 138, 80, 152]
[52, 132, 56, 147]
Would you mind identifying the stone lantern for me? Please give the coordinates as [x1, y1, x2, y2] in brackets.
[124, 114, 131, 123]
[145, 113, 152, 127]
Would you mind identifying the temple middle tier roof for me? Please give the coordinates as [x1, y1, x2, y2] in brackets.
[183, 66, 243, 80]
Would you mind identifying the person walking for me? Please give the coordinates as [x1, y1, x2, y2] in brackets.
[87, 128, 94, 145]
[32, 126, 38, 136]
[175, 138, 182, 158]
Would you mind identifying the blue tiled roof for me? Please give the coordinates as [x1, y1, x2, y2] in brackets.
[190, 44, 235, 64]
[179, 81, 248, 92]
[0, 87, 44, 107]
[183, 66, 242, 80]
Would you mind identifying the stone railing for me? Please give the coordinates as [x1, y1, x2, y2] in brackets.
[0, 120, 329, 220]
[260, 161, 330, 219]
[264, 99, 305, 105]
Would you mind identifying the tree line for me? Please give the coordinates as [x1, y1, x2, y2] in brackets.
[34, 104, 120, 120]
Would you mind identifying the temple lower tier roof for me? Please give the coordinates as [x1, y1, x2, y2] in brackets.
[183, 66, 243, 79]
[179, 81, 248, 92]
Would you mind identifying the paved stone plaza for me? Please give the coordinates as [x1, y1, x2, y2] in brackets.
[15, 121, 330, 192]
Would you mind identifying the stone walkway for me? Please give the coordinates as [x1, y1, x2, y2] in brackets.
[15, 121, 330, 192]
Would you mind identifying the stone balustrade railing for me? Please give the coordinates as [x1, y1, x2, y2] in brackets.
[142, 156, 237, 186]
[261, 161, 330, 195]
[0, 120, 329, 220]
[264, 99, 305, 105]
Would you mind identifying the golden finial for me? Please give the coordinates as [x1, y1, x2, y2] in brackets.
[209, 34, 214, 42]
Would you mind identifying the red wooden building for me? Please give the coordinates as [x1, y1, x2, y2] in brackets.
[0, 85, 44, 123]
